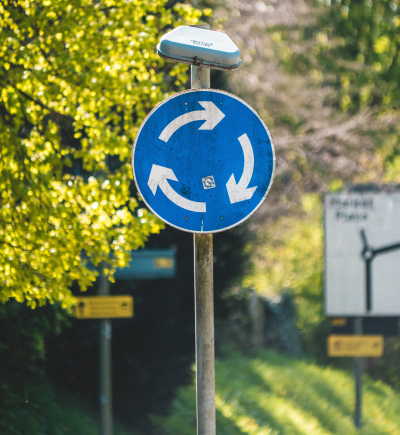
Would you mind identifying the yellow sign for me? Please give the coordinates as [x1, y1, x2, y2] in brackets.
[327, 335, 383, 357]
[331, 317, 347, 327]
[74, 295, 133, 319]
[154, 257, 174, 269]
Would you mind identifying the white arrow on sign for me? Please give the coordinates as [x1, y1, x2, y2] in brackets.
[226, 133, 257, 204]
[148, 164, 206, 213]
[159, 101, 225, 143]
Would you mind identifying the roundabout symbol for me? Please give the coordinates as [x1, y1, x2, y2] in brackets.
[132, 88, 275, 233]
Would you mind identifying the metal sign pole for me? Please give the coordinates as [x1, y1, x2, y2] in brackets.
[194, 232, 215, 435]
[133, 23, 273, 435]
[354, 316, 363, 429]
[99, 264, 113, 435]
[192, 51, 216, 435]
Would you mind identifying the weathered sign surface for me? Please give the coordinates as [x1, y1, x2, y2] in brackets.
[132, 89, 275, 233]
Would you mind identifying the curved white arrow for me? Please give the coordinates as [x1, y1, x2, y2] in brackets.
[159, 102, 225, 143]
[148, 164, 206, 213]
[226, 134, 257, 204]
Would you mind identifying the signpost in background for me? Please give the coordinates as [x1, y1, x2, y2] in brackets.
[325, 192, 400, 316]
[74, 295, 133, 319]
[132, 25, 275, 435]
[114, 249, 176, 280]
[75, 249, 175, 435]
[330, 316, 399, 335]
[98, 267, 113, 435]
[324, 189, 400, 428]
[327, 334, 383, 357]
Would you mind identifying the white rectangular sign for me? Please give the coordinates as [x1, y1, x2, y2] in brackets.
[325, 192, 400, 316]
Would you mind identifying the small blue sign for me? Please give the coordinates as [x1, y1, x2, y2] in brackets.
[114, 249, 176, 280]
[132, 89, 275, 233]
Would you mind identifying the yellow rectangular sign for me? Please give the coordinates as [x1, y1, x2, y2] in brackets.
[331, 317, 347, 327]
[154, 257, 174, 269]
[74, 295, 133, 319]
[327, 335, 383, 357]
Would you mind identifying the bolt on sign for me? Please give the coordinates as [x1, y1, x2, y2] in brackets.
[74, 295, 133, 319]
[327, 335, 383, 357]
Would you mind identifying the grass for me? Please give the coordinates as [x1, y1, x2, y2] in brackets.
[153, 350, 400, 435]
[47, 391, 136, 435]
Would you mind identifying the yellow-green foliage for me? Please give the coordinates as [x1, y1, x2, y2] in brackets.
[243, 194, 324, 335]
[0, 0, 204, 307]
[154, 350, 400, 435]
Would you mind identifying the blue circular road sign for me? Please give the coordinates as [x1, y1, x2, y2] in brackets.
[132, 89, 275, 233]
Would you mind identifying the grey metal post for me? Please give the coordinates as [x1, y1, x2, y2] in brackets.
[191, 31, 216, 435]
[194, 233, 215, 435]
[99, 264, 113, 435]
[354, 317, 363, 429]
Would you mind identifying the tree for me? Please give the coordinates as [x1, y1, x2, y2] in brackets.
[0, 0, 207, 307]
